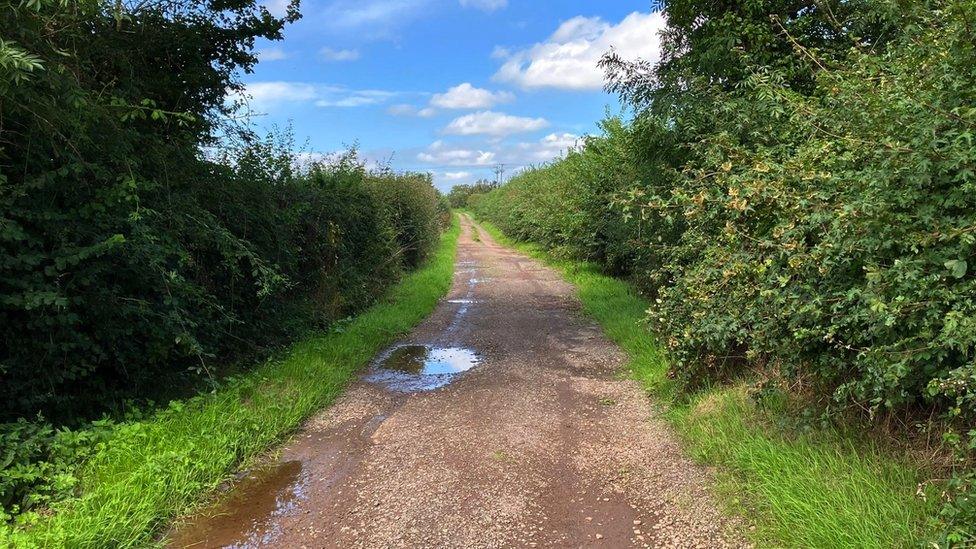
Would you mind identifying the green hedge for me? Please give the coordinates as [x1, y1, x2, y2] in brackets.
[475, 0, 975, 540]
[0, 0, 445, 524]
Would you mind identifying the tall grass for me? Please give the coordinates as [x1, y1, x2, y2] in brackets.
[2, 218, 460, 548]
[474, 217, 937, 548]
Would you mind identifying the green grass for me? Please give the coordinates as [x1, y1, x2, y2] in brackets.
[2, 218, 460, 549]
[474, 217, 937, 548]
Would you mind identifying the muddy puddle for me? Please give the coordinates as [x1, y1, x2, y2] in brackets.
[167, 460, 306, 548]
[364, 345, 480, 392]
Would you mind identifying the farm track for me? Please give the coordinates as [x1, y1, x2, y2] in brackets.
[169, 214, 743, 548]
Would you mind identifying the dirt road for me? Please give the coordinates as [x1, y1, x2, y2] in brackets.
[169, 215, 743, 548]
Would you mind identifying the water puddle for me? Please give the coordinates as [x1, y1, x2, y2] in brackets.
[364, 345, 480, 392]
[167, 460, 307, 548]
[447, 298, 479, 304]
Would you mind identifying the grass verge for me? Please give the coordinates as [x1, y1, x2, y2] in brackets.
[2, 217, 460, 549]
[473, 216, 937, 548]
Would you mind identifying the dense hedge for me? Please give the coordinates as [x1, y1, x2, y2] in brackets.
[475, 0, 975, 539]
[446, 180, 497, 209]
[1, 0, 446, 521]
[0, 1, 444, 422]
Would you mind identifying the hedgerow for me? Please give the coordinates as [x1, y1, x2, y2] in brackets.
[475, 0, 975, 540]
[1, 0, 444, 525]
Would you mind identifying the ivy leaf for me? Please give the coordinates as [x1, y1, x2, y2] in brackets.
[945, 259, 968, 279]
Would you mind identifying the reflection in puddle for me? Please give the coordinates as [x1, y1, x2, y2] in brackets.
[447, 299, 478, 304]
[167, 461, 306, 549]
[365, 345, 480, 392]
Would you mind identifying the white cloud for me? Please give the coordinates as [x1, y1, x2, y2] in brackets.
[243, 82, 318, 108]
[430, 83, 514, 110]
[387, 104, 415, 116]
[490, 46, 510, 59]
[238, 81, 398, 110]
[443, 111, 548, 137]
[387, 104, 437, 117]
[415, 132, 584, 190]
[320, 47, 361, 62]
[493, 11, 665, 90]
[323, 0, 432, 37]
[443, 171, 472, 181]
[315, 89, 395, 107]
[516, 132, 581, 162]
[257, 47, 288, 62]
[459, 0, 507, 12]
[263, 0, 291, 17]
[388, 83, 513, 120]
[417, 141, 496, 167]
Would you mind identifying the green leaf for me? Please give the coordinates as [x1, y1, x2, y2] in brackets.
[945, 259, 968, 279]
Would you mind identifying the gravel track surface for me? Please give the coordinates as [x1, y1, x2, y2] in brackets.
[169, 215, 744, 548]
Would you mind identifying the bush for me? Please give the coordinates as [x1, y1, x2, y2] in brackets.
[446, 180, 497, 209]
[475, 0, 975, 538]
[366, 172, 442, 269]
[0, 419, 117, 523]
[0, 0, 445, 522]
[0, 1, 444, 423]
[478, 0, 976, 429]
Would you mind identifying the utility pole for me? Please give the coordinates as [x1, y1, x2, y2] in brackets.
[492, 164, 505, 187]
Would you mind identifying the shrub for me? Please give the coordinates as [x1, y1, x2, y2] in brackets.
[0, 419, 117, 523]
[366, 172, 442, 269]
[475, 0, 976, 538]
[446, 180, 497, 209]
[0, 1, 444, 423]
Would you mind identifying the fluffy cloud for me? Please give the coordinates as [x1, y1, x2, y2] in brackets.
[262, 0, 291, 17]
[430, 83, 514, 109]
[516, 132, 581, 161]
[443, 171, 472, 181]
[416, 132, 580, 170]
[418, 132, 583, 190]
[256, 47, 288, 62]
[443, 111, 548, 137]
[320, 47, 361, 62]
[458, 0, 507, 12]
[238, 82, 397, 110]
[493, 11, 665, 90]
[243, 82, 317, 107]
[417, 141, 496, 166]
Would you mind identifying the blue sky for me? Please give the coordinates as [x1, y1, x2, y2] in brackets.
[246, 0, 664, 191]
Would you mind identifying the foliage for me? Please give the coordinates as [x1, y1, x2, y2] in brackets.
[366, 172, 442, 269]
[476, 218, 937, 547]
[1, 0, 293, 419]
[0, 0, 445, 530]
[446, 179, 498, 209]
[475, 0, 976, 540]
[476, 118, 663, 279]
[0, 418, 116, 523]
[0, 0, 442, 423]
[0, 221, 459, 547]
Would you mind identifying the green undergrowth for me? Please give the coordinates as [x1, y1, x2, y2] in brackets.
[1, 218, 460, 548]
[474, 216, 938, 548]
